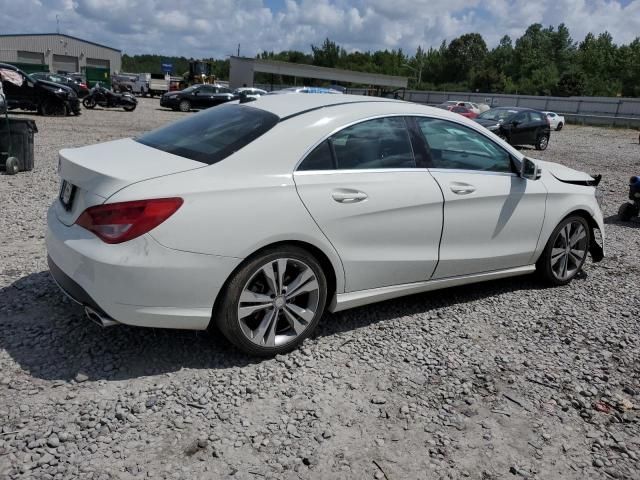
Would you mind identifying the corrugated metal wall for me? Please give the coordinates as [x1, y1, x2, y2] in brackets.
[0, 34, 121, 73]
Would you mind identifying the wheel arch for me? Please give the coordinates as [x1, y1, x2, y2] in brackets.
[568, 209, 604, 262]
[209, 240, 340, 329]
[536, 208, 603, 264]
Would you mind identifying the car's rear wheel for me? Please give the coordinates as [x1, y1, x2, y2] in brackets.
[178, 100, 191, 112]
[216, 246, 327, 356]
[123, 104, 136, 112]
[535, 134, 549, 150]
[537, 215, 590, 286]
[556, 122, 563, 131]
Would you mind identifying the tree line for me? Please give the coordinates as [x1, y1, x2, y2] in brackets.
[121, 23, 640, 97]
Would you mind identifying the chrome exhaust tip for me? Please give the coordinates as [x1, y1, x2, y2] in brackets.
[85, 306, 119, 327]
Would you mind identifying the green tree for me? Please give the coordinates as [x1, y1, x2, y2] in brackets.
[311, 38, 342, 68]
[446, 33, 488, 83]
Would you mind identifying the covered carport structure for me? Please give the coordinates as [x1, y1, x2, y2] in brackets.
[229, 56, 408, 92]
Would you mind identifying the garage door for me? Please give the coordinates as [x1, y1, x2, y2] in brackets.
[86, 58, 110, 70]
[17, 51, 44, 64]
[52, 54, 78, 74]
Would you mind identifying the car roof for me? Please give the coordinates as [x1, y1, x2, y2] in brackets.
[492, 106, 529, 111]
[0, 63, 20, 72]
[246, 94, 404, 119]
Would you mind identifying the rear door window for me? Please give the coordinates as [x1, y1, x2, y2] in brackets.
[297, 116, 416, 171]
[331, 117, 415, 169]
[529, 112, 544, 123]
[136, 104, 279, 165]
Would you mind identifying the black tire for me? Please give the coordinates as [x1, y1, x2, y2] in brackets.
[536, 215, 590, 286]
[123, 104, 136, 112]
[4, 157, 20, 175]
[41, 99, 67, 116]
[215, 246, 327, 357]
[82, 97, 96, 109]
[535, 134, 549, 150]
[178, 100, 191, 112]
[618, 202, 639, 221]
[556, 122, 563, 131]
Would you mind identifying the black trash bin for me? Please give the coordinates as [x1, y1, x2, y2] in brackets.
[0, 118, 38, 173]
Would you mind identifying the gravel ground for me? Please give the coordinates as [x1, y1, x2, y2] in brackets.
[0, 99, 639, 480]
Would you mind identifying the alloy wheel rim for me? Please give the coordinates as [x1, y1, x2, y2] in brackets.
[238, 258, 320, 347]
[550, 221, 588, 281]
[540, 136, 548, 148]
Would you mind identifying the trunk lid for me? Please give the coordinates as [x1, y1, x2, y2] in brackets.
[55, 138, 205, 225]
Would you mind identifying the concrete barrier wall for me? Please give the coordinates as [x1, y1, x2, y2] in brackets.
[346, 88, 640, 128]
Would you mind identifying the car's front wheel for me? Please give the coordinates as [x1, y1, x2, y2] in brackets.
[41, 99, 68, 116]
[216, 246, 327, 356]
[537, 215, 590, 286]
[556, 122, 563, 131]
[178, 100, 191, 112]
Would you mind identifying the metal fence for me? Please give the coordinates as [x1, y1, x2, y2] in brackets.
[346, 88, 640, 128]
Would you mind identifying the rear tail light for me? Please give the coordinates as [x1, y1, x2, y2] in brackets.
[80, 82, 87, 89]
[76, 198, 183, 244]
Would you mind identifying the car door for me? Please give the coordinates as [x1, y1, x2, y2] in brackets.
[507, 112, 529, 144]
[190, 85, 209, 108]
[414, 117, 547, 279]
[293, 116, 444, 292]
[212, 87, 233, 105]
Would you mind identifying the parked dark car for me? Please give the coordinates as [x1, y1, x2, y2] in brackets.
[0, 63, 81, 116]
[160, 84, 234, 112]
[30, 72, 90, 98]
[474, 107, 550, 150]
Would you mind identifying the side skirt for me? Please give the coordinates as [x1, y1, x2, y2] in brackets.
[329, 265, 535, 313]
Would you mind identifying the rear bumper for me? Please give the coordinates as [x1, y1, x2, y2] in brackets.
[48, 255, 114, 319]
[46, 204, 242, 330]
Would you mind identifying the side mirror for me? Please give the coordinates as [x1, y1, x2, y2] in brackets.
[521, 157, 541, 180]
[511, 120, 520, 127]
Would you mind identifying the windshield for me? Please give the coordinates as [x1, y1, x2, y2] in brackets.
[478, 109, 518, 122]
[136, 104, 279, 165]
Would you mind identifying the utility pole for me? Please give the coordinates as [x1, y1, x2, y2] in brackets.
[56, 15, 60, 34]
[237, 44, 240, 57]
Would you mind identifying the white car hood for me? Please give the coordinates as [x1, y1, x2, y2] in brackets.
[535, 159, 595, 182]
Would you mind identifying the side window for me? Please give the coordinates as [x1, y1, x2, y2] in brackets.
[416, 118, 513, 173]
[331, 117, 415, 169]
[513, 112, 527, 124]
[298, 141, 334, 171]
[530, 112, 544, 123]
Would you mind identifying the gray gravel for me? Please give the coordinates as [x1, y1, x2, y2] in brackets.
[1, 99, 639, 480]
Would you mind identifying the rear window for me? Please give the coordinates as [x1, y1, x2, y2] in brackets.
[136, 104, 279, 164]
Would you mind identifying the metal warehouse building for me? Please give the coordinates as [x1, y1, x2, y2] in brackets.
[0, 33, 121, 74]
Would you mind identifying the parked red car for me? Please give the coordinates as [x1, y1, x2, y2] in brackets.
[449, 105, 478, 119]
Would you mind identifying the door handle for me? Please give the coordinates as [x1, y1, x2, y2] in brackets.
[450, 183, 476, 195]
[331, 190, 368, 203]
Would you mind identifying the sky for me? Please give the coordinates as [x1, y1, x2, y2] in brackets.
[1, 0, 639, 58]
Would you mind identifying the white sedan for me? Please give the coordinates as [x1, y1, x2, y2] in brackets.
[47, 95, 604, 356]
[544, 111, 566, 131]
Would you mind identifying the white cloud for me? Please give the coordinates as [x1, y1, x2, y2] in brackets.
[0, 0, 638, 59]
